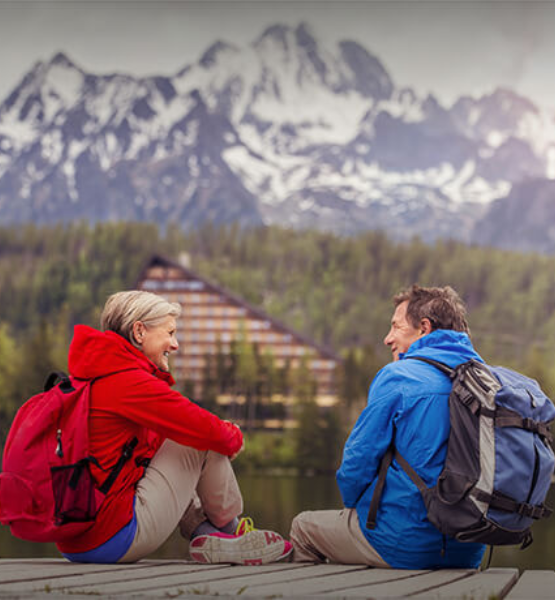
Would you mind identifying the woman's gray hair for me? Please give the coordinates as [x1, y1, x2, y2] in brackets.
[100, 290, 181, 348]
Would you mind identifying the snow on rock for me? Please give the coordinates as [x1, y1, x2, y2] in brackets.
[0, 24, 553, 246]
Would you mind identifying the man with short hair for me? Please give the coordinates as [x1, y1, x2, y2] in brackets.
[290, 285, 486, 569]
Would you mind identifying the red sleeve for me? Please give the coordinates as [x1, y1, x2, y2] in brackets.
[98, 369, 243, 457]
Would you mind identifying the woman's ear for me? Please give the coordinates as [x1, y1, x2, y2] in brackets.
[132, 321, 145, 345]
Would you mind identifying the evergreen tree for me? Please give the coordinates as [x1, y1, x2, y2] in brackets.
[235, 324, 258, 430]
[293, 356, 343, 474]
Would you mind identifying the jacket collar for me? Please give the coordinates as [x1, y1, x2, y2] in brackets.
[399, 329, 482, 368]
[69, 325, 175, 385]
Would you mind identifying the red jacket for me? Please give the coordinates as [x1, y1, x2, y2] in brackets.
[57, 325, 243, 554]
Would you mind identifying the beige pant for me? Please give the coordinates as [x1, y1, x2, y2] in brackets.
[119, 439, 243, 563]
[290, 509, 389, 567]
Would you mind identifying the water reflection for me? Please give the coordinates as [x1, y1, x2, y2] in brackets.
[1, 475, 553, 570]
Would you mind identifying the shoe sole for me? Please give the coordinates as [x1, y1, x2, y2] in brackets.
[190, 530, 286, 565]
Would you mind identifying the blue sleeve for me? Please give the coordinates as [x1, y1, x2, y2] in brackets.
[336, 368, 402, 508]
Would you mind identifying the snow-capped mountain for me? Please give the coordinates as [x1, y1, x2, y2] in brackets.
[1, 23, 554, 250]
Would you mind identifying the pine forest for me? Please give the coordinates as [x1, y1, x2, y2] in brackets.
[1, 222, 555, 473]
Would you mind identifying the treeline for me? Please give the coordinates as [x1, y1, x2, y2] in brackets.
[1, 222, 555, 471]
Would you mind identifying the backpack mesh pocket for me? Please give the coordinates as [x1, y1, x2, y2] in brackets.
[51, 459, 99, 525]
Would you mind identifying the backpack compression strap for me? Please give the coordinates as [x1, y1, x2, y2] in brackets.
[472, 487, 553, 520]
[495, 406, 553, 444]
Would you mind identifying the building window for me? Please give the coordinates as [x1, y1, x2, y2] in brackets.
[142, 279, 163, 291]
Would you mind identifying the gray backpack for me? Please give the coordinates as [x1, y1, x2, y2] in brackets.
[367, 357, 555, 547]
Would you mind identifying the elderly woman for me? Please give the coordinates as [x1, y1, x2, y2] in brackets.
[56, 290, 291, 564]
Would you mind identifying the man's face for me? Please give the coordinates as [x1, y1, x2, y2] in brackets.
[383, 301, 424, 361]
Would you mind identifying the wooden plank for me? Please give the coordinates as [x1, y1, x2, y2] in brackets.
[0, 561, 225, 592]
[505, 570, 555, 600]
[0, 557, 168, 572]
[0, 562, 137, 584]
[53, 562, 308, 595]
[0, 560, 531, 600]
[0, 558, 166, 566]
[0, 594, 146, 600]
[329, 569, 475, 597]
[410, 567, 519, 600]
[184, 567, 427, 597]
[152, 563, 370, 596]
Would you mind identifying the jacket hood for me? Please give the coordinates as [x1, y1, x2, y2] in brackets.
[68, 325, 175, 385]
[400, 329, 483, 368]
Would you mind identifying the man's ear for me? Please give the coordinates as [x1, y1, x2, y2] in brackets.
[420, 318, 433, 335]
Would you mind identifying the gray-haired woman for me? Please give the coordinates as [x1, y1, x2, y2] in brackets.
[56, 290, 291, 564]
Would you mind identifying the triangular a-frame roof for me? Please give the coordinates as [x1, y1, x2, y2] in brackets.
[137, 255, 341, 362]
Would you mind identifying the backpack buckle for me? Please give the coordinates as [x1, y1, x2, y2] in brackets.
[522, 417, 536, 433]
[517, 502, 545, 519]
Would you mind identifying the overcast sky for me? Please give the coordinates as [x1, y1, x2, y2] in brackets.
[1, 1, 555, 110]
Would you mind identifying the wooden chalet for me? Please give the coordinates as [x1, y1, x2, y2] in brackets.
[136, 256, 341, 426]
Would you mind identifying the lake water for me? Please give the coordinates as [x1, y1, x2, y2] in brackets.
[1, 475, 554, 570]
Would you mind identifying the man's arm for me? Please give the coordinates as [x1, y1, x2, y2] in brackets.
[336, 369, 401, 507]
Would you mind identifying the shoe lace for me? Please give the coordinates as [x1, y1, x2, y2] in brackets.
[235, 516, 256, 536]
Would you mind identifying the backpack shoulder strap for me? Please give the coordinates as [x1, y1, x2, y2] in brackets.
[366, 445, 394, 529]
[44, 372, 75, 393]
[97, 437, 139, 495]
[405, 356, 455, 378]
[366, 356, 455, 531]
[366, 447, 429, 530]
[394, 450, 429, 494]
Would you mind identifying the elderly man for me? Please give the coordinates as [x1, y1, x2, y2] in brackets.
[290, 285, 486, 569]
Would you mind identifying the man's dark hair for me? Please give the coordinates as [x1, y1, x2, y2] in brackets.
[393, 285, 470, 335]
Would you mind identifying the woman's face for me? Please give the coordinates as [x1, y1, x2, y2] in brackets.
[134, 315, 179, 372]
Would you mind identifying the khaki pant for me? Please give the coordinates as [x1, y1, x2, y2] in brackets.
[119, 439, 243, 563]
[290, 509, 389, 567]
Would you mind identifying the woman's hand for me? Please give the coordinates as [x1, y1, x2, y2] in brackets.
[230, 438, 245, 461]
[227, 421, 244, 460]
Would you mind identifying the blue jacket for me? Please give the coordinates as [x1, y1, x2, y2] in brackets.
[336, 330, 486, 569]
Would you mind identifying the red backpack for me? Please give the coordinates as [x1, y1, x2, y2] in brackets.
[0, 372, 137, 543]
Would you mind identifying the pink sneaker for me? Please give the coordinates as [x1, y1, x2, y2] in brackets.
[280, 540, 293, 561]
[189, 517, 292, 565]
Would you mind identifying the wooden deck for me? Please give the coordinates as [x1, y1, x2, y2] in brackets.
[0, 559, 553, 599]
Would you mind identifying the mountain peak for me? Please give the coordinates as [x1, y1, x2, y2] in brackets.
[255, 23, 293, 48]
[254, 22, 319, 52]
[338, 40, 393, 100]
[485, 87, 539, 114]
[48, 52, 78, 70]
[199, 40, 239, 68]
[295, 22, 317, 48]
